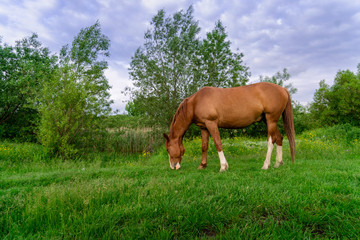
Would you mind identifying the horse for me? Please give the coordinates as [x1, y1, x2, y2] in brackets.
[163, 82, 296, 171]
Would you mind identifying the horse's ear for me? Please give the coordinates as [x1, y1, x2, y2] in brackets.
[163, 133, 170, 142]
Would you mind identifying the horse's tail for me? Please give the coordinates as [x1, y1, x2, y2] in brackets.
[282, 90, 296, 163]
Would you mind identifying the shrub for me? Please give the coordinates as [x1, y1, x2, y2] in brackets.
[300, 124, 360, 145]
[0, 141, 49, 166]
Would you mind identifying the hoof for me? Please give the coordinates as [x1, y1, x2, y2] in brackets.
[274, 161, 284, 168]
[261, 164, 269, 170]
[219, 163, 228, 172]
[198, 163, 207, 169]
[274, 161, 283, 168]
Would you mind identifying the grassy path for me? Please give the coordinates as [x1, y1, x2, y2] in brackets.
[1, 137, 360, 239]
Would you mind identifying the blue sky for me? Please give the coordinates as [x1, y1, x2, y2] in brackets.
[1, 0, 359, 112]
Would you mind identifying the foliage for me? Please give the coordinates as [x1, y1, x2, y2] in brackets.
[309, 65, 360, 126]
[127, 6, 250, 127]
[0, 141, 49, 168]
[105, 114, 148, 129]
[301, 124, 360, 145]
[92, 127, 155, 154]
[77, 116, 157, 155]
[127, 7, 200, 126]
[124, 97, 144, 117]
[0, 107, 39, 142]
[259, 68, 297, 96]
[0, 34, 56, 139]
[292, 102, 311, 134]
[195, 20, 249, 88]
[1, 129, 360, 239]
[37, 22, 112, 158]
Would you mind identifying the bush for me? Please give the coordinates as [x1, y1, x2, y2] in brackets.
[300, 124, 360, 145]
[76, 115, 162, 155]
[0, 108, 39, 143]
[0, 141, 49, 167]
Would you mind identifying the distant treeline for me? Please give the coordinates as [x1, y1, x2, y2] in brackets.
[1, 6, 360, 157]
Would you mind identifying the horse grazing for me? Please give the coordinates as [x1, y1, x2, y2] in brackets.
[163, 82, 296, 171]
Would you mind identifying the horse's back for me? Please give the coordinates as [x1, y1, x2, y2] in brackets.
[252, 82, 289, 113]
[190, 82, 289, 128]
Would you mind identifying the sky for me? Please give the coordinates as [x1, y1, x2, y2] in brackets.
[1, 0, 360, 112]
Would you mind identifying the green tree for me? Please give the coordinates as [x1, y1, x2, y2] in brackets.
[128, 6, 200, 126]
[38, 22, 112, 157]
[0, 34, 56, 125]
[309, 66, 360, 126]
[0, 34, 56, 141]
[197, 20, 249, 88]
[259, 68, 297, 96]
[127, 7, 250, 127]
[309, 79, 331, 126]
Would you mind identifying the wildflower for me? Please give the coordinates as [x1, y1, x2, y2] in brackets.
[142, 150, 151, 158]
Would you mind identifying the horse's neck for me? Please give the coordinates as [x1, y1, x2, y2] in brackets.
[169, 115, 192, 140]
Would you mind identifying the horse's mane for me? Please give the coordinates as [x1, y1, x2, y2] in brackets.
[169, 98, 188, 138]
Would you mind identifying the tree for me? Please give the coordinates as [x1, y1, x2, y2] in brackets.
[0, 34, 56, 125]
[197, 20, 249, 89]
[38, 22, 112, 157]
[127, 7, 250, 127]
[259, 68, 297, 96]
[309, 66, 360, 126]
[127, 6, 200, 126]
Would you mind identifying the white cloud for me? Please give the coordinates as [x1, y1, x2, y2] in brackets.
[193, 0, 220, 18]
[105, 61, 133, 111]
[140, 0, 187, 13]
[0, 0, 57, 44]
[1, 0, 360, 111]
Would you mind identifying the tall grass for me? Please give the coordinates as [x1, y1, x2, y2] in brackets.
[1, 126, 360, 239]
[77, 114, 161, 155]
[101, 128, 155, 153]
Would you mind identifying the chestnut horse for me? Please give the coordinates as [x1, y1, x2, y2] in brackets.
[163, 82, 295, 171]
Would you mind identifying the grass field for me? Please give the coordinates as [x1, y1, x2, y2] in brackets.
[1, 129, 360, 239]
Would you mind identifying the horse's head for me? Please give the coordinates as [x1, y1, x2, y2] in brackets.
[163, 133, 185, 170]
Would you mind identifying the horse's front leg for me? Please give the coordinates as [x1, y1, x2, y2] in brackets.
[198, 128, 209, 169]
[205, 121, 228, 172]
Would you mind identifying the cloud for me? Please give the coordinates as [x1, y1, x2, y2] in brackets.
[140, 0, 188, 13]
[105, 61, 132, 112]
[220, 0, 360, 82]
[1, 0, 360, 111]
[0, 0, 57, 43]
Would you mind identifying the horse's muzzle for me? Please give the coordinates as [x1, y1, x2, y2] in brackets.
[170, 162, 181, 170]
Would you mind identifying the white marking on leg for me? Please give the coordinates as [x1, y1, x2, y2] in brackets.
[262, 136, 274, 170]
[218, 151, 228, 172]
[274, 145, 283, 168]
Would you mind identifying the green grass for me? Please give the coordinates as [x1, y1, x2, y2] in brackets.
[1, 132, 360, 239]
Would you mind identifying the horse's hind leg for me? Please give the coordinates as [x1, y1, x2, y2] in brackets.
[262, 119, 283, 170]
[205, 120, 228, 172]
[262, 135, 274, 170]
[198, 128, 209, 169]
[274, 144, 283, 168]
[273, 124, 284, 168]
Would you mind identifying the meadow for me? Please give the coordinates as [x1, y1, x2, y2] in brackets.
[1, 126, 360, 239]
